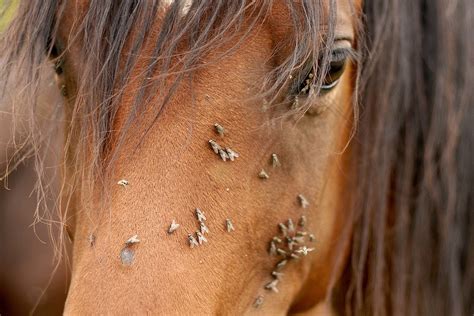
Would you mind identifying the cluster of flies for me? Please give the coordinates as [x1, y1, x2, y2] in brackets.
[115, 122, 314, 311]
[186, 208, 209, 247]
[188, 209, 234, 247]
[253, 194, 314, 309]
[290, 69, 329, 116]
[209, 123, 239, 162]
[172, 122, 237, 248]
[290, 70, 315, 111]
[258, 153, 281, 180]
[168, 210, 235, 248]
[168, 209, 234, 248]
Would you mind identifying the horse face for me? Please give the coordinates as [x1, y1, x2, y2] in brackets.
[58, 0, 359, 314]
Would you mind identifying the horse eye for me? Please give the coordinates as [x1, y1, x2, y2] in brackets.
[295, 48, 350, 95]
[320, 49, 348, 91]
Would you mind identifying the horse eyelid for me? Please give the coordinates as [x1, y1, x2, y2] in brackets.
[330, 46, 357, 64]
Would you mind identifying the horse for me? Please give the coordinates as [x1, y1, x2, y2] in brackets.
[1, 0, 472, 314]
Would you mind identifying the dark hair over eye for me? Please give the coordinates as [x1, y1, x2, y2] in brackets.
[320, 48, 349, 91]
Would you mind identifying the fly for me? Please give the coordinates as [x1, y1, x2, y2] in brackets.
[209, 140, 221, 154]
[219, 149, 230, 161]
[195, 208, 207, 222]
[290, 253, 300, 260]
[258, 169, 269, 179]
[214, 123, 225, 137]
[88, 233, 96, 247]
[117, 179, 129, 187]
[272, 236, 282, 243]
[276, 259, 288, 270]
[271, 153, 281, 168]
[199, 221, 210, 234]
[295, 246, 315, 256]
[298, 194, 309, 208]
[293, 236, 305, 244]
[225, 148, 239, 161]
[287, 219, 295, 233]
[125, 234, 140, 246]
[278, 223, 288, 236]
[226, 219, 235, 232]
[264, 279, 279, 293]
[271, 271, 284, 280]
[196, 231, 208, 244]
[188, 234, 199, 248]
[295, 231, 307, 237]
[168, 220, 180, 234]
[298, 215, 307, 227]
[269, 241, 277, 256]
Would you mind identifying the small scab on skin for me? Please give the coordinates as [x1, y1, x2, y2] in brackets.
[120, 247, 135, 266]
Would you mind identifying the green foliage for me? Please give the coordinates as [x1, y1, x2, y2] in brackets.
[0, 0, 19, 31]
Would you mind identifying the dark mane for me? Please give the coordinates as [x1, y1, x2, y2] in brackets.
[348, 0, 474, 315]
[0, 0, 472, 315]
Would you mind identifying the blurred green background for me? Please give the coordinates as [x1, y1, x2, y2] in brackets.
[0, 0, 18, 31]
